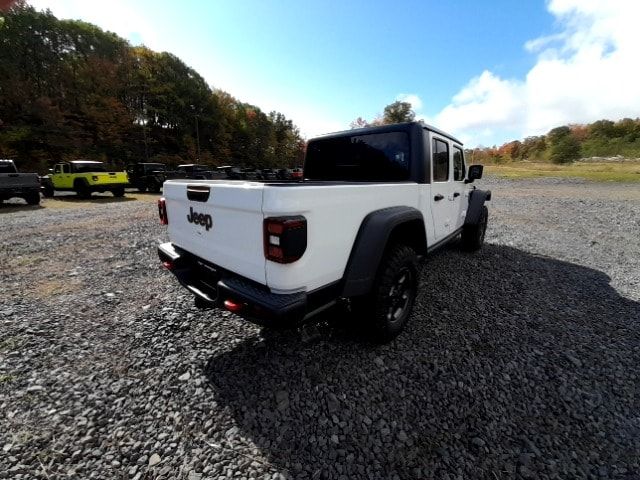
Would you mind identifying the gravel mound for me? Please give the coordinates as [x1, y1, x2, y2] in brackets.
[1, 181, 639, 479]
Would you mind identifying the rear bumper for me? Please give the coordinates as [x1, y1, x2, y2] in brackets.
[158, 242, 310, 326]
[0, 186, 39, 197]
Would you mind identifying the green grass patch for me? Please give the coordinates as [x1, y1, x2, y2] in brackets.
[0, 374, 16, 384]
[0, 336, 22, 352]
[486, 161, 640, 182]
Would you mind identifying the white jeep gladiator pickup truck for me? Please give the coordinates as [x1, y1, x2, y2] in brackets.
[157, 122, 491, 342]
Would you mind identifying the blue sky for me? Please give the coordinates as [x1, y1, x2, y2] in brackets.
[29, 0, 640, 146]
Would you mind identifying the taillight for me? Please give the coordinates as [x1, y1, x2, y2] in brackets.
[264, 216, 307, 263]
[158, 198, 168, 225]
[224, 299, 244, 313]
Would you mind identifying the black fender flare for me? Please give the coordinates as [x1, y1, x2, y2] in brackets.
[464, 189, 491, 226]
[341, 206, 425, 298]
[73, 177, 89, 189]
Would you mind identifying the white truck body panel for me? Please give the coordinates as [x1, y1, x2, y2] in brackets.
[262, 182, 427, 292]
[163, 180, 267, 285]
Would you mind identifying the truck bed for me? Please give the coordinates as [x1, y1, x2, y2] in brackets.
[163, 179, 423, 292]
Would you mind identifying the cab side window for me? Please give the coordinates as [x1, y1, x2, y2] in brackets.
[453, 147, 465, 181]
[54, 165, 62, 174]
[432, 138, 449, 182]
[62, 164, 70, 173]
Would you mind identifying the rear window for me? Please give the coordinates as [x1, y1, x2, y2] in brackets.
[0, 162, 16, 173]
[146, 164, 165, 172]
[305, 131, 410, 181]
[73, 162, 107, 173]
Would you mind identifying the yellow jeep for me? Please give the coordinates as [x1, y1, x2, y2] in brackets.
[42, 161, 128, 198]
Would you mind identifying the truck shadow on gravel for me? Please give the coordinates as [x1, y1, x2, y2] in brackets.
[45, 194, 137, 204]
[204, 244, 640, 478]
[0, 203, 44, 213]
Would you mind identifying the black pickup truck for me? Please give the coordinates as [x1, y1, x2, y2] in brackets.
[0, 160, 41, 205]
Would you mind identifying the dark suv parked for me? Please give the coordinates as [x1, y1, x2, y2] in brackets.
[126, 163, 167, 193]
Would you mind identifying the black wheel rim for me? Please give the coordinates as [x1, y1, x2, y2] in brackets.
[386, 267, 413, 324]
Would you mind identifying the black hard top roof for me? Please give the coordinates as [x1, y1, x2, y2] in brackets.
[311, 121, 463, 146]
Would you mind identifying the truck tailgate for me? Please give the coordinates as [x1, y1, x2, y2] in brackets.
[0, 173, 39, 188]
[163, 180, 266, 285]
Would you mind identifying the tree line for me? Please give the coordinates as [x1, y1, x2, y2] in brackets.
[350, 101, 640, 165]
[467, 118, 640, 164]
[0, 2, 305, 173]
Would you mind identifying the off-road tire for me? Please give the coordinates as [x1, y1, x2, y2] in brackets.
[149, 180, 161, 194]
[461, 205, 488, 251]
[354, 244, 419, 343]
[112, 187, 125, 197]
[75, 180, 91, 199]
[25, 192, 40, 205]
[137, 185, 147, 193]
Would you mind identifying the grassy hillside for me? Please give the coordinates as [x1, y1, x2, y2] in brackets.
[486, 160, 640, 182]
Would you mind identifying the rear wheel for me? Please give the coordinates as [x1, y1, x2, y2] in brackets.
[148, 180, 161, 194]
[461, 205, 488, 251]
[137, 184, 147, 193]
[112, 187, 125, 197]
[353, 244, 418, 343]
[75, 180, 91, 199]
[25, 192, 40, 205]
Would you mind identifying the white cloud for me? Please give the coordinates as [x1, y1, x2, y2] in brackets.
[29, 0, 160, 49]
[396, 93, 423, 111]
[433, 0, 640, 146]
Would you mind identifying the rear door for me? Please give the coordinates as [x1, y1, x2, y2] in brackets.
[451, 145, 468, 231]
[163, 180, 267, 285]
[429, 134, 455, 242]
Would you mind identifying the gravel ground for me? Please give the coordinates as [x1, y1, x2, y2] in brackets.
[1, 179, 639, 480]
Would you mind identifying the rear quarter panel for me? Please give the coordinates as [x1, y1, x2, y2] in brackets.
[262, 183, 421, 292]
[85, 172, 128, 186]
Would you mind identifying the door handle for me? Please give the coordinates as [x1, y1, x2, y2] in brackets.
[453, 192, 460, 198]
[434, 194, 444, 201]
[187, 185, 211, 202]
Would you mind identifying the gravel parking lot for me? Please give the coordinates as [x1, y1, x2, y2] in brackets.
[1, 178, 639, 480]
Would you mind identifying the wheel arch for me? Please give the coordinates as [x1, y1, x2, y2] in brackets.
[73, 177, 89, 189]
[465, 189, 491, 226]
[341, 206, 426, 298]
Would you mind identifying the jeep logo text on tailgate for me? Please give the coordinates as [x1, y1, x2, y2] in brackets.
[187, 207, 212, 231]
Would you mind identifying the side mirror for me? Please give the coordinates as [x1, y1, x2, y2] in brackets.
[466, 164, 483, 183]
[48, 168, 54, 173]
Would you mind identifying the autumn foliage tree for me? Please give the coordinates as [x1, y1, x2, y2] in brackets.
[0, 3, 304, 171]
[350, 101, 416, 129]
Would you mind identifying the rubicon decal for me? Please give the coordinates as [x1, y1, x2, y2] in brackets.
[187, 207, 212, 231]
